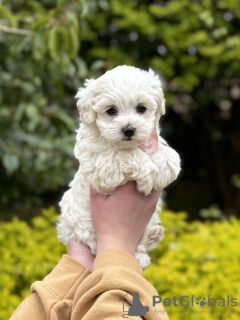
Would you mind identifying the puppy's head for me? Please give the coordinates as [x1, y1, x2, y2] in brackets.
[76, 65, 165, 149]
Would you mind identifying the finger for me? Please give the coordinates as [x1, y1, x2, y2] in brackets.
[90, 186, 105, 202]
[114, 181, 137, 194]
[150, 128, 158, 141]
[90, 186, 98, 197]
[90, 186, 112, 203]
[138, 143, 145, 151]
[68, 238, 78, 246]
[150, 189, 162, 201]
[149, 129, 159, 153]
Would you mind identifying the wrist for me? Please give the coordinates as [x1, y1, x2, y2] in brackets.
[97, 237, 135, 256]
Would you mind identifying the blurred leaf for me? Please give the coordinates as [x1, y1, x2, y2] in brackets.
[231, 174, 240, 189]
[9, 129, 40, 145]
[0, 5, 17, 27]
[90, 60, 105, 72]
[2, 154, 19, 175]
[200, 204, 227, 221]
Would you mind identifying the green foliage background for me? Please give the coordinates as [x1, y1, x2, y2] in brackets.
[144, 210, 240, 320]
[0, 0, 240, 217]
[1, 1, 240, 320]
[0, 208, 66, 320]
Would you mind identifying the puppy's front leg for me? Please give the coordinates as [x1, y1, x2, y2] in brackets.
[151, 137, 181, 190]
[91, 151, 127, 194]
[123, 149, 159, 195]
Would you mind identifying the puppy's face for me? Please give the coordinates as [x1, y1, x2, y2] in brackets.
[94, 89, 157, 149]
[76, 66, 165, 150]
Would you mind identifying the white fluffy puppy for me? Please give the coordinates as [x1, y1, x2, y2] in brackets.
[57, 65, 181, 268]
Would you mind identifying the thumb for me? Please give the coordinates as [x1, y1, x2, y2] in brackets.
[90, 186, 99, 198]
[149, 129, 159, 153]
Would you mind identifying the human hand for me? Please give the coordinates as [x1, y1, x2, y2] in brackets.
[68, 239, 95, 272]
[138, 128, 159, 154]
[90, 182, 161, 256]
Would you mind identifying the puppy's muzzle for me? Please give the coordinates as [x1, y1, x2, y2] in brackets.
[122, 126, 136, 139]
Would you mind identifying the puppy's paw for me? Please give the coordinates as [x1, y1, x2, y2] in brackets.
[144, 225, 164, 251]
[135, 163, 158, 195]
[134, 225, 164, 269]
[152, 148, 181, 190]
[153, 164, 180, 190]
[136, 179, 153, 195]
[153, 171, 169, 191]
[91, 169, 126, 194]
[135, 252, 151, 269]
[137, 225, 164, 253]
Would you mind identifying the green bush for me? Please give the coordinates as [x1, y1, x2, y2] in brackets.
[144, 210, 240, 319]
[1, 0, 240, 217]
[0, 207, 66, 320]
[1, 208, 240, 319]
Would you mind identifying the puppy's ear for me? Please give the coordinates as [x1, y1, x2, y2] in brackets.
[76, 79, 97, 124]
[155, 89, 166, 126]
[147, 69, 166, 126]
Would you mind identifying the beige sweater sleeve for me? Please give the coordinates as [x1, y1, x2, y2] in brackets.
[10, 250, 168, 320]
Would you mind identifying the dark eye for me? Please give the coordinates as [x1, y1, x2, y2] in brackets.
[106, 107, 118, 116]
[136, 104, 147, 114]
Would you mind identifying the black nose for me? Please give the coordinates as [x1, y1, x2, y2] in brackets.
[122, 126, 136, 138]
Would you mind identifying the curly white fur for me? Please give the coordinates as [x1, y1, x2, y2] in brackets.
[57, 66, 181, 269]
